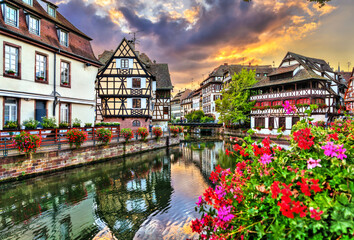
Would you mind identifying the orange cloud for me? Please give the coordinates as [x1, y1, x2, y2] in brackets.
[183, 6, 200, 24]
[94, 0, 114, 7]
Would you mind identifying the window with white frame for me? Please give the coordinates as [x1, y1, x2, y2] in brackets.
[36, 54, 47, 81]
[5, 5, 18, 27]
[48, 5, 56, 17]
[29, 16, 40, 35]
[61, 61, 70, 85]
[23, 0, 33, 6]
[121, 59, 129, 69]
[60, 103, 70, 123]
[4, 98, 18, 123]
[4, 45, 19, 75]
[59, 30, 68, 47]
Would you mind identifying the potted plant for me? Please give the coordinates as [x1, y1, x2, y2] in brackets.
[96, 128, 112, 145]
[67, 128, 87, 149]
[121, 128, 133, 143]
[59, 122, 69, 128]
[62, 81, 69, 86]
[3, 121, 18, 130]
[95, 122, 102, 127]
[37, 75, 45, 81]
[256, 126, 261, 131]
[13, 131, 41, 155]
[6, 69, 16, 76]
[84, 123, 92, 127]
[42, 117, 57, 129]
[137, 127, 149, 141]
[72, 118, 81, 128]
[170, 126, 179, 137]
[152, 127, 162, 141]
[22, 119, 40, 130]
[269, 126, 274, 131]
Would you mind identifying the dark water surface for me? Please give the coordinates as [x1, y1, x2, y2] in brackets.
[0, 141, 224, 240]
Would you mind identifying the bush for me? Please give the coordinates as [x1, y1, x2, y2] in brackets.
[67, 129, 87, 149]
[121, 128, 133, 142]
[85, 123, 92, 127]
[177, 126, 184, 134]
[201, 116, 214, 123]
[170, 126, 179, 137]
[59, 122, 69, 128]
[13, 131, 41, 154]
[72, 118, 81, 128]
[96, 128, 112, 145]
[22, 119, 39, 130]
[138, 127, 149, 141]
[95, 122, 102, 127]
[191, 113, 354, 239]
[4, 121, 18, 130]
[152, 127, 162, 139]
[42, 117, 57, 129]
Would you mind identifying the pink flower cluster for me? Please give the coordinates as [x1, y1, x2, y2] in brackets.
[307, 158, 321, 169]
[321, 142, 347, 160]
[282, 100, 297, 114]
[259, 153, 273, 165]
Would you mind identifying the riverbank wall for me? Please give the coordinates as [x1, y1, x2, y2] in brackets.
[223, 128, 291, 143]
[0, 136, 180, 182]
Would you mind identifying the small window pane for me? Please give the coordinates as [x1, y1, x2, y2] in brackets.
[60, 31, 68, 46]
[4, 45, 19, 75]
[5, 6, 18, 27]
[36, 54, 47, 81]
[23, 0, 32, 5]
[61, 62, 70, 85]
[133, 99, 141, 108]
[48, 6, 56, 17]
[132, 78, 141, 88]
[121, 59, 129, 69]
[29, 17, 40, 35]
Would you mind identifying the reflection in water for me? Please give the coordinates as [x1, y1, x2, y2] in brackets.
[0, 141, 227, 240]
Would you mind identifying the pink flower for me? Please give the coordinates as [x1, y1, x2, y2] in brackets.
[307, 158, 322, 169]
[196, 196, 204, 207]
[321, 142, 347, 160]
[309, 207, 323, 220]
[259, 153, 273, 165]
[282, 101, 296, 114]
[217, 205, 234, 222]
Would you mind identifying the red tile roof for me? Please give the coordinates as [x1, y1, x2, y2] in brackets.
[0, 0, 100, 65]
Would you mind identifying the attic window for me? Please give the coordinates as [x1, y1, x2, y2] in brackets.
[59, 29, 68, 47]
[48, 5, 56, 17]
[4, 5, 19, 27]
[23, 0, 33, 6]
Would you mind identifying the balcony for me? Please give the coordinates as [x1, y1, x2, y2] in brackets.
[250, 89, 328, 101]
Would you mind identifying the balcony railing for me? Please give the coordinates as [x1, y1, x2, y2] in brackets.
[250, 89, 328, 101]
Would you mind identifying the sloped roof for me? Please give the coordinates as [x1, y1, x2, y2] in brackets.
[268, 64, 299, 77]
[147, 64, 173, 89]
[98, 50, 114, 70]
[337, 71, 352, 85]
[0, 0, 100, 64]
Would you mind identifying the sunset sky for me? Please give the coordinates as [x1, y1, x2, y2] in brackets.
[56, 0, 354, 91]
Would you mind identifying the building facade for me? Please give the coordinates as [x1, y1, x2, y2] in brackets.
[344, 68, 354, 113]
[171, 89, 191, 121]
[0, 0, 101, 129]
[249, 52, 347, 135]
[96, 38, 173, 130]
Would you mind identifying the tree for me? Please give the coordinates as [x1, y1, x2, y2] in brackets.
[215, 69, 257, 125]
[185, 110, 205, 123]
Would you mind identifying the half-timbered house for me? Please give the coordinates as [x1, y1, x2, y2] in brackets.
[249, 52, 347, 135]
[344, 68, 354, 113]
[96, 38, 173, 130]
[0, 0, 101, 129]
[171, 89, 191, 121]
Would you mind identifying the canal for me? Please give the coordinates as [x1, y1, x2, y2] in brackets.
[0, 141, 225, 240]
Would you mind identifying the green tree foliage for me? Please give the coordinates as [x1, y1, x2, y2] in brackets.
[185, 110, 205, 123]
[215, 69, 257, 124]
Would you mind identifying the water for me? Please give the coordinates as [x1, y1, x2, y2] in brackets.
[0, 141, 225, 240]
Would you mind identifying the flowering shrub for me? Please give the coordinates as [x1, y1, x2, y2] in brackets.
[13, 131, 41, 154]
[67, 129, 87, 149]
[170, 126, 179, 137]
[96, 128, 112, 145]
[121, 128, 133, 142]
[152, 127, 162, 140]
[192, 113, 354, 239]
[177, 126, 184, 134]
[137, 127, 149, 141]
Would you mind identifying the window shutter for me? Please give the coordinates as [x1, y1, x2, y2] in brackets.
[127, 78, 132, 88]
[141, 78, 146, 88]
[141, 98, 146, 109]
[128, 59, 134, 69]
[127, 98, 132, 108]
[116, 58, 121, 68]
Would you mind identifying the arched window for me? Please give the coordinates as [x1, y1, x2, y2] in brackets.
[132, 120, 140, 127]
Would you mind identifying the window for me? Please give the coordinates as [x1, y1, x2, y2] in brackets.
[132, 78, 141, 88]
[5, 5, 18, 27]
[272, 101, 282, 106]
[132, 120, 140, 127]
[29, 16, 40, 35]
[35, 53, 47, 82]
[312, 98, 324, 104]
[261, 101, 271, 107]
[264, 73, 268, 76]
[163, 107, 169, 115]
[292, 117, 300, 126]
[60, 103, 70, 123]
[256, 73, 260, 77]
[279, 117, 286, 129]
[4, 98, 18, 123]
[255, 118, 265, 127]
[121, 59, 129, 69]
[296, 98, 310, 104]
[59, 30, 68, 47]
[48, 5, 56, 17]
[132, 99, 141, 108]
[269, 117, 274, 129]
[60, 61, 70, 87]
[23, 0, 33, 6]
[4, 44, 19, 77]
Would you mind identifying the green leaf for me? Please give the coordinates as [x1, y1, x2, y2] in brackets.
[337, 193, 349, 205]
[330, 219, 352, 234]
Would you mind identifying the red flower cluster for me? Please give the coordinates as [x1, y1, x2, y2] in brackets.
[327, 133, 339, 141]
[293, 128, 315, 150]
[13, 131, 42, 154]
[296, 178, 322, 196]
[96, 128, 112, 145]
[137, 127, 149, 140]
[67, 129, 88, 149]
[121, 128, 133, 142]
[170, 126, 180, 137]
[152, 127, 163, 138]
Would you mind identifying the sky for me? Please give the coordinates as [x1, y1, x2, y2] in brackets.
[55, 0, 354, 91]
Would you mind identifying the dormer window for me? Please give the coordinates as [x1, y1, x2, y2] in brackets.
[4, 5, 19, 27]
[59, 30, 68, 47]
[29, 16, 40, 35]
[121, 59, 129, 69]
[48, 5, 56, 17]
[23, 0, 33, 6]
